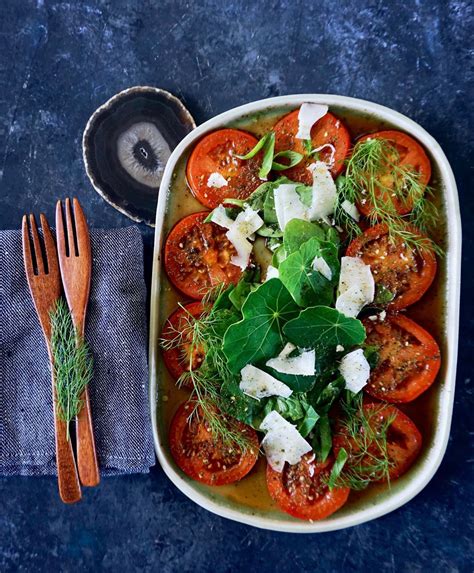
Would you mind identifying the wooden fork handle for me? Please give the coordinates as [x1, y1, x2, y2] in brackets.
[76, 386, 100, 487]
[51, 380, 82, 504]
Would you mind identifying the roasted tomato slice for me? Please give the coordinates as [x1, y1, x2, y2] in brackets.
[333, 403, 422, 481]
[164, 212, 242, 299]
[273, 110, 351, 183]
[169, 402, 259, 486]
[186, 128, 263, 209]
[363, 314, 441, 403]
[356, 130, 431, 216]
[266, 454, 350, 521]
[161, 302, 206, 384]
[346, 224, 437, 310]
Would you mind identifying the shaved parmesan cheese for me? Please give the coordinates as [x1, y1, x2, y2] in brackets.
[260, 411, 312, 472]
[312, 143, 336, 167]
[266, 343, 315, 376]
[312, 256, 332, 281]
[207, 172, 228, 188]
[336, 256, 375, 318]
[211, 206, 263, 270]
[306, 161, 337, 222]
[341, 199, 360, 222]
[233, 206, 264, 237]
[336, 344, 345, 352]
[340, 349, 370, 393]
[265, 265, 279, 281]
[273, 183, 308, 231]
[296, 103, 328, 140]
[240, 364, 292, 400]
[210, 205, 235, 229]
[227, 227, 252, 270]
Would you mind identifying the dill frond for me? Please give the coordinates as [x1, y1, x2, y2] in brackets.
[160, 290, 251, 451]
[330, 395, 396, 490]
[340, 137, 443, 256]
[50, 298, 93, 441]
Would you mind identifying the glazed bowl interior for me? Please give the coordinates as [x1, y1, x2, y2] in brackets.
[149, 94, 461, 532]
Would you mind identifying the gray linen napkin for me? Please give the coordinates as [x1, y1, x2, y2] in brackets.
[0, 226, 155, 476]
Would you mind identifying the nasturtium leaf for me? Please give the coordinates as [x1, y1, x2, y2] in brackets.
[283, 218, 340, 255]
[223, 279, 300, 373]
[284, 306, 366, 350]
[278, 238, 340, 307]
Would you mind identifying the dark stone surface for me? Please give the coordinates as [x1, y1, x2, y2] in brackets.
[0, 1, 472, 571]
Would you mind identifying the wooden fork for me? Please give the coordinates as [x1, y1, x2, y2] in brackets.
[56, 198, 100, 487]
[22, 214, 82, 503]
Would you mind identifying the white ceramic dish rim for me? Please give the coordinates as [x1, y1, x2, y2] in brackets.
[149, 94, 462, 533]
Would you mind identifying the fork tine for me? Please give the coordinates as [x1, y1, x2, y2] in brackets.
[72, 198, 90, 257]
[29, 214, 45, 274]
[65, 198, 77, 257]
[55, 200, 67, 259]
[40, 213, 58, 272]
[22, 215, 34, 277]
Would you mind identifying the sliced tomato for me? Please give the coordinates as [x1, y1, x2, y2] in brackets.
[164, 212, 242, 299]
[356, 130, 431, 216]
[266, 454, 350, 521]
[346, 224, 437, 310]
[333, 403, 422, 481]
[161, 303, 206, 384]
[169, 402, 259, 486]
[363, 314, 441, 403]
[273, 110, 351, 183]
[186, 129, 263, 209]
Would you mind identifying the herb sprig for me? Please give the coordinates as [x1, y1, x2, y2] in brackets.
[50, 298, 93, 441]
[161, 286, 252, 451]
[328, 394, 395, 490]
[335, 138, 442, 255]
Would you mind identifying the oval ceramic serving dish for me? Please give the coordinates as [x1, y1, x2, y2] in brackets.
[149, 94, 461, 533]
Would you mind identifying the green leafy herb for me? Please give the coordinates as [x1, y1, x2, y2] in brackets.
[235, 133, 272, 161]
[315, 414, 332, 462]
[374, 284, 395, 305]
[50, 298, 93, 441]
[271, 150, 304, 171]
[363, 344, 380, 370]
[223, 279, 300, 373]
[283, 219, 326, 255]
[339, 138, 442, 255]
[251, 394, 319, 437]
[161, 286, 253, 449]
[284, 306, 366, 350]
[330, 395, 396, 490]
[234, 132, 275, 180]
[327, 448, 348, 489]
[256, 224, 283, 238]
[278, 237, 340, 307]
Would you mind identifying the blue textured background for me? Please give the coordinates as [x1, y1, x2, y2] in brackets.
[1, 1, 472, 571]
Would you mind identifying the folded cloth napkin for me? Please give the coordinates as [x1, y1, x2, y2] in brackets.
[0, 226, 155, 476]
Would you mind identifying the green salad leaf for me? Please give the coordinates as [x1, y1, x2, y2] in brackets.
[283, 219, 327, 255]
[284, 306, 366, 350]
[252, 394, 319, 437]
[265, 366, 316, 393]
[223, 278, 300, 373]
[327, 448, 349, 489]
[272, 150, 304, 171]
[234, 132, 272, 161]
[312, 414, 332, 462]
[278, 237, 340, 307]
